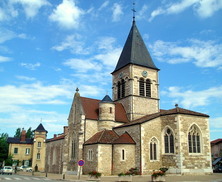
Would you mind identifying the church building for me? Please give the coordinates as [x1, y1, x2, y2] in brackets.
[48, 19, 212, 175]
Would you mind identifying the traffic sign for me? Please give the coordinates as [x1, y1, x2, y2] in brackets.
[78, 160, 85, 166]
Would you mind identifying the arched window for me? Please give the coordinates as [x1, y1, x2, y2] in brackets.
[139, 78, 151, 97]
[188, 125, 201, 153]
[121, 79, 125, 98]
[150, 137, 158, 160]
[146, 79, 151, 97]
[117, 79, 125, 99]
[139, 78, 145, 96]
[117, 81, 121, 99]
[164, 128, 174, 153]
[71, 140, 75, 159]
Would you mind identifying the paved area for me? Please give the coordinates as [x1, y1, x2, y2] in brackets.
[17, 171, 222, 182]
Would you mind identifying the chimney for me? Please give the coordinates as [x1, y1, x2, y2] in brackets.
[20, 129, 26, 142]
[54, 134, 57, 138]
[63, 126, 68, 135]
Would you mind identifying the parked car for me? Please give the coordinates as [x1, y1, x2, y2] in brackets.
[26, 167, 32, 172]
[213, 165, 222, 173]
[17, 165, 32, 172]
[1, 166, 13, 175]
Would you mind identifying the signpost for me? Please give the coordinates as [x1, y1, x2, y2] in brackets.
[78, 160, 84, 180]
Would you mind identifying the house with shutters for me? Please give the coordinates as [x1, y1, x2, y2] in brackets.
[47, 19, 212, 175]
[7, 123, 47, 171]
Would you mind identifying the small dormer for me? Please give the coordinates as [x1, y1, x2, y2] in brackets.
[98, 95, 115, 131]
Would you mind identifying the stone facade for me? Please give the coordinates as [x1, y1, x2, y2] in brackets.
[46, 20, 213, 176]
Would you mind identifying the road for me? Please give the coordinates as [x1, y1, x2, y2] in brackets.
[0, 174, 55, 181]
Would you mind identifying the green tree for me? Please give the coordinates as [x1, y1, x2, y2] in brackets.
[0, 133, 9, 164]
[26, 127, 34, 139]
[14, 128, 21, 138]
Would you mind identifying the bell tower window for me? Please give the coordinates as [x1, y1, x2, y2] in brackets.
[117, 79, 125, 99]
[139, 78, 151, 97]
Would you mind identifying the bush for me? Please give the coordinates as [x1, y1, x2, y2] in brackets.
[88, 171, 102, 178]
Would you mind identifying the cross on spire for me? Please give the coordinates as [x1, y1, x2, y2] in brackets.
[132, 2, 136, 22]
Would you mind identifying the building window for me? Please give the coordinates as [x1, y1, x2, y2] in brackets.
[117, 79, 125, 99]
[139, 78, 145, 96]
[121, 149, 125, 161]
[25, 148, 30, 155]
[146, 79, 151, 97]
[164, 128, 174, 153]
[110, 107, 113, 113]
[188, 125, 201, 153]
[71, 140, 75, 159]
[14, 148, 18, 154]
[37, 153, 40, 159]
[37, 142, 41, 147]
[88, 149, 93, 161]
[139, 78, 151, 97]
[150, 138, 158, 161]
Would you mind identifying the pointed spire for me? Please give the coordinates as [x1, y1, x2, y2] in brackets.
[112, 20, 159, 73]
[100, 95, 113, 103]
[35, 123, 48, 133]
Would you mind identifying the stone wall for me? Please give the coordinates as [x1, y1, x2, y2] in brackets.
[46, 139, 64, 174]
[178, 115, 212, 174]
[113, 144, 136, 174]
[83, 144, 98, 175]
[114, 125, 141, 173]
[112, 65, 159, 121]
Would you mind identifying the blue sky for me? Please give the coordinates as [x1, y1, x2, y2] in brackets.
[0, 0, 222, 140]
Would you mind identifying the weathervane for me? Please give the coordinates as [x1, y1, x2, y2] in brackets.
[132, 1, 136, 22]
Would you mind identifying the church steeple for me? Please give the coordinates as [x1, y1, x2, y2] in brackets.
[112, 21, 159, 74]
[112, 20, 160, 121]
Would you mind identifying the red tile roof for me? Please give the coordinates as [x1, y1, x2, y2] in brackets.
[211, 138, 222, 145]
[80, 97, 128, 123]
[115, 107, 209, 129]
[113, 132, 136, 144]
[84, 130, 136, 145]
[84, 130, 119, 145]
[46, 134, 65, 143]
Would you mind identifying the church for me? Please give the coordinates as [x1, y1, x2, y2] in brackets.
[46, 19, 212, 175]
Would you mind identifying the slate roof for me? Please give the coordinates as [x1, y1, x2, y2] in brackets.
[80, 97, 128, 123]
[7, 137, 33, 144]
[84, 130, 136, 145]
[112, 21, 159, 73]
[35, 123, 48, 133]
[100, 95, 113, 103]
[115, 107, 209, 129]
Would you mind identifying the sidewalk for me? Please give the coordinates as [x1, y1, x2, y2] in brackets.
[17, 171, 222, 182]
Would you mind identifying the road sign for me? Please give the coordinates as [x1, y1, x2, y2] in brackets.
[78, 160, 85, 166]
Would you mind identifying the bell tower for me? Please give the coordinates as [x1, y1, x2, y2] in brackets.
[112, 20, 160, 121]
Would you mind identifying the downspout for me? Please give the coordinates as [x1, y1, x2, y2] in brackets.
[111, 144, 114, 175]
[140, 123, 142, 175]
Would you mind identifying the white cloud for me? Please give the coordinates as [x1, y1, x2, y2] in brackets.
[0, 29, 27, 43]
[0, 56, 11, 63]
[49, 0, 84, 29]
[210, 117, 222, 129]
[137, 5, 148, 20]
[149, 0, 222, 21]
[20, 62, 41, 70]
[9, 0, 49, 18]
[16, 75, 36, 81]
[52, 34, 89, 55]
[162, 85, 222, 109]
[94, 48, 121, 67]
[112, 3, 123, 22]
[63, 58, 102, 73]
[0, 81, 73, 109]
[99, 1, 109, 11]
[151, 39, 222, 68]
